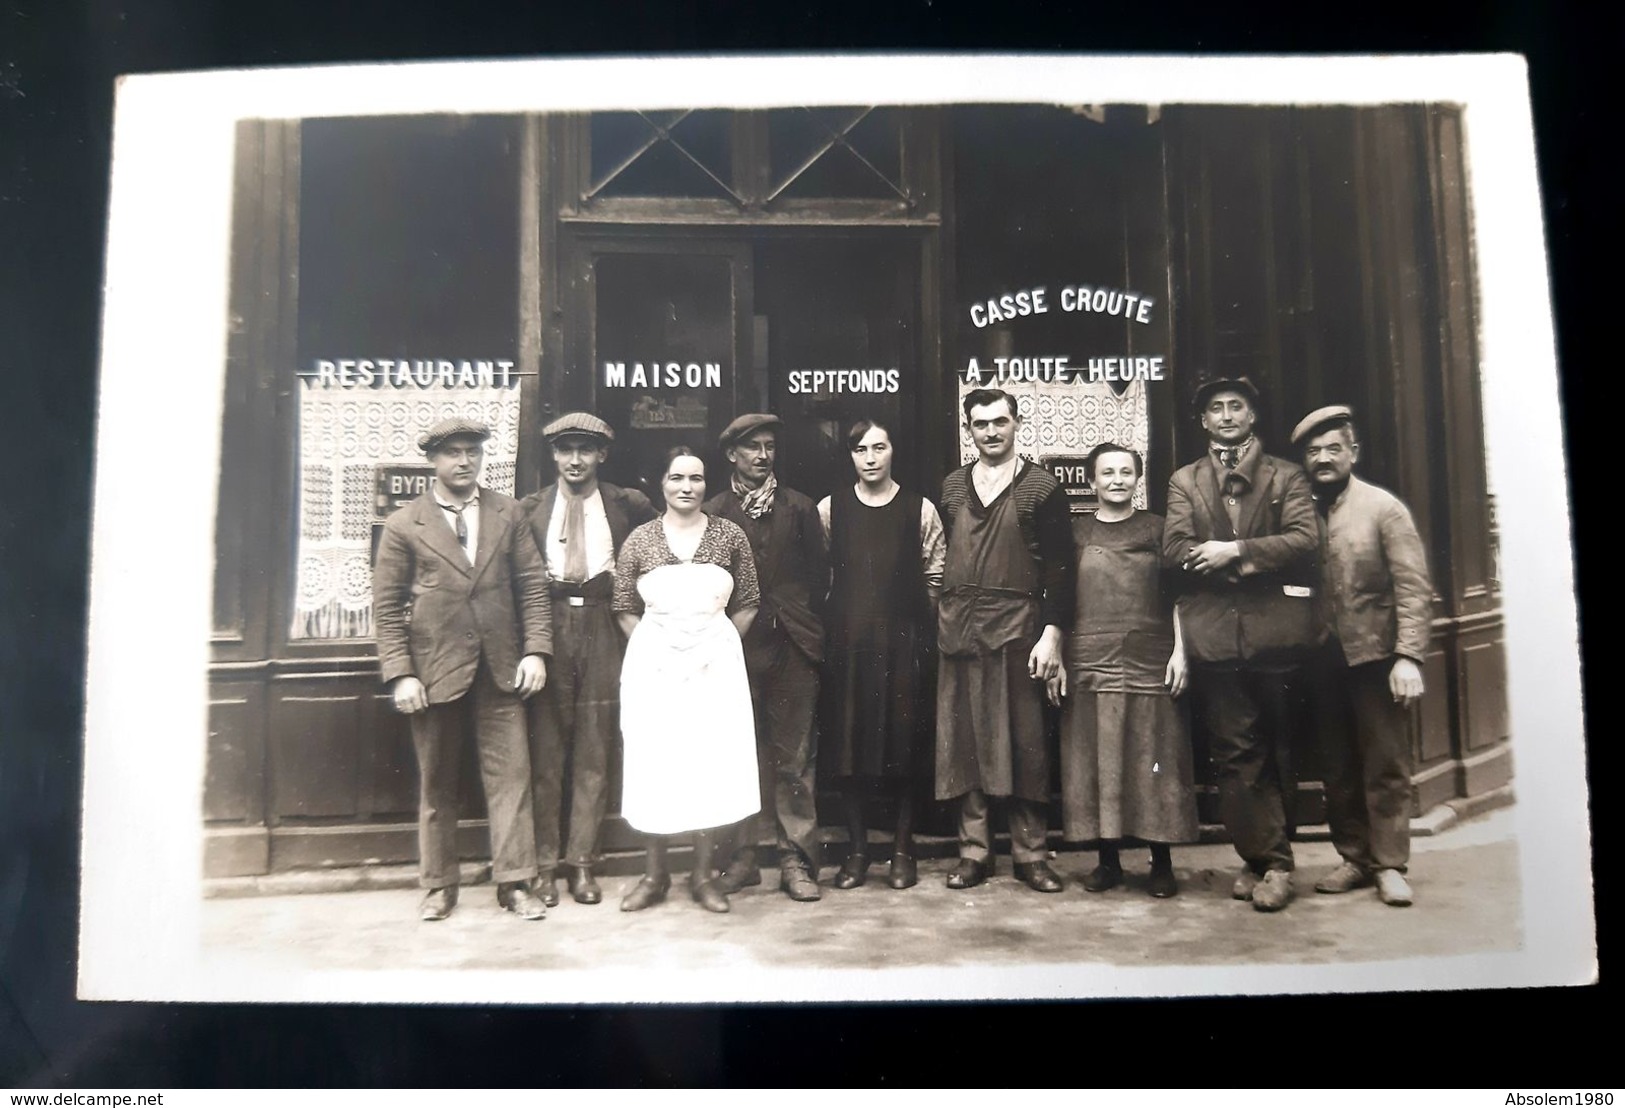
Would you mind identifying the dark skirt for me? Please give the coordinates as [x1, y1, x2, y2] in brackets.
[1059, 689, 1199, 844]
[822, 619, 932, 781]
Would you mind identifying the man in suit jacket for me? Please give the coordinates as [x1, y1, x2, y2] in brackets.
[373, 418, 552, 922]
[706, 413, 830, 902]
[1163, 377, 1319, 912]
[1293, 405, 1434, 908]
[521, 412, 657, 908]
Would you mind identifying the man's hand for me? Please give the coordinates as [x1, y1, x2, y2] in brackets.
[1389, 657, 1424, 706]
[1165, 646, 1188, 698]
[1045, 670, 1068, 707]
[515, 654, 548, 698]
[1028, 625, 1063, 683]
[391, 676, 429, 714]
[1182, 540, 1242, 575]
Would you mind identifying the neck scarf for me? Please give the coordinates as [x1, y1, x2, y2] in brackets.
[1210, 435, 1257, 471]
[732, 471, 777, 519]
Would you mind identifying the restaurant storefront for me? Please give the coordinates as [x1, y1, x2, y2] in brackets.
[205, 103, 1506, 877]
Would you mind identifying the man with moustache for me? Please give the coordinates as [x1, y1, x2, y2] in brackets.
[935, 388, 1074, 893]
[1164, 377, 1318, 912]
[706, 413, 830, 902]
[521, 413, 657, 907]
[1292, 406, 1433, 907]
[373, 418, 551, 922]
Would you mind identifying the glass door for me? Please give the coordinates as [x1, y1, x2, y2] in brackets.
[570, 238, 752, 503]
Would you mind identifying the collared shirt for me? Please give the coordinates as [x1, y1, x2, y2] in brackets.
[546, 485, 616, 581]
[432, 482, 481, 564]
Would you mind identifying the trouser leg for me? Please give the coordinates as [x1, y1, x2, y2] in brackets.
[526, 656, 569, 878]
[1350, 659, 1415, 871]
[754, 638, 822, 871]
[1005, 796, 1049, 864]
[563, 604, 618, 867]
[1193, 667, 1294, 872]
[1313, 642, 1372, 870]
[957, 787, 992, 862]
[471, 666, 539, 885]
[412, 698, 464, 890]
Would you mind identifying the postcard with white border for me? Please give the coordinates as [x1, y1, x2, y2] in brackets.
[80, 53, 1593, 1003]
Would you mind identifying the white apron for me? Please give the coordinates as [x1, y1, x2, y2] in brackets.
[618, 561, 761, 834]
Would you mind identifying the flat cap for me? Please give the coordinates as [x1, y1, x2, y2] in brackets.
[1290, 404, 1355, 447]
[543, 412, 615, 443]
[718, 412, 783, 450]
[418, 417, 491, 454]
[1191, 375, 1262, 415]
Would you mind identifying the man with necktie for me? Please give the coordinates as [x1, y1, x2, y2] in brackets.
[373, 417, 552, 922]
[521, 412, 657, 907]
[1163, 378, 1319, 912]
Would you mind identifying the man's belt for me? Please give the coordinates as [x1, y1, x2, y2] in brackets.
[549, 572, 614, 606]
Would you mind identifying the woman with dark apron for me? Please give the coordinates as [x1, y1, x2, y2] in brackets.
[1046, 443, 1198, 897]
[818, 420, 944, 890]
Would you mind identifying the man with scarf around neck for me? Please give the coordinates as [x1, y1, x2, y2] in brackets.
[935, 389, 1075, 894]
[520, 412, 657, 908]
[1163, 377, 1319, 912]
[705, 413, 831, 901]
[1292, 406, 1433, 908]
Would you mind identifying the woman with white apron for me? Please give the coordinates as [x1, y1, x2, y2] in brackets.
[612, 447, 762, 913]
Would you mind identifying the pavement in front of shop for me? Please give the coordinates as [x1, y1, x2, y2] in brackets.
[199, 807, 1522, 985]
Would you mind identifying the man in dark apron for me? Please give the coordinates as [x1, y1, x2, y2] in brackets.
[936, 389, 1075, 892]
[1163, 377, 1319, 912]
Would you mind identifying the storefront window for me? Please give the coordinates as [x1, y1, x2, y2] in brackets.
[290, 115, 522, 641]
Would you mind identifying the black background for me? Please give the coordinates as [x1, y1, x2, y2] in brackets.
[0, 1, 1605, 1088]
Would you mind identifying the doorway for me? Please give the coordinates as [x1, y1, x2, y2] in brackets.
[567, 232, 923, 506]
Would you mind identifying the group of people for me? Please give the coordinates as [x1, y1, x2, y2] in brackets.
[371, 373, 1434, 923]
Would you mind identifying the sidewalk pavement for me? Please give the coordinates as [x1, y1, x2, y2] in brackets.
[200, 807, 1521, 975]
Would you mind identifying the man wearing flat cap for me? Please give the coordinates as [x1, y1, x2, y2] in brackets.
[520, 412, 656, 907]
[1293, 405, 1433, 907]
[373, 418, 552, 922]
[706, 412, 830, 901]
[1163, 377, 1319, 912]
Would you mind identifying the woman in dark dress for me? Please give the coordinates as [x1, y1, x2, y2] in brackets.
[1046, 443, 1198, 897]
[817, 420, 945, 890]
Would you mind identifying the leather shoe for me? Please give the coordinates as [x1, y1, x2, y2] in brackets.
[1014, 860, 1064, 893]
[1147, 861, 1179, 899]
[1315, 860, 1374, 894]
[620, 874, 670, 912]
[1232, 868, 1261, 901]
[530, 873, 560, 908]
[715, 862, 763, 895]
[1250, 869, 1293, 912]
[690, 877, 731, 914]
[833, 854, 869, 890]
[945, 857, 990, 890]
[888, 853, 918, 890]
[567, 865, 603, 905]
[1081, 863, 1123, 893]
[1375, 868, 1413, 907]
[497, 881, 547, 920]
[780, 865, 822, 902]
[419, 886, 458, 921]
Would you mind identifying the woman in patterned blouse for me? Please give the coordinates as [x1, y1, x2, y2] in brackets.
[613, 447, 763, 914]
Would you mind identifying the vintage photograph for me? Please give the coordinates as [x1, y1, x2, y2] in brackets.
[79, 55, 1591, 1003]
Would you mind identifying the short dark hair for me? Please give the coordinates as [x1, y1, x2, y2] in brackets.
[659, 444, 702, 479]
[1084, 441, 1144, 483]
[962, 388, 1018, 423]
[846, 418, 894, 452]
